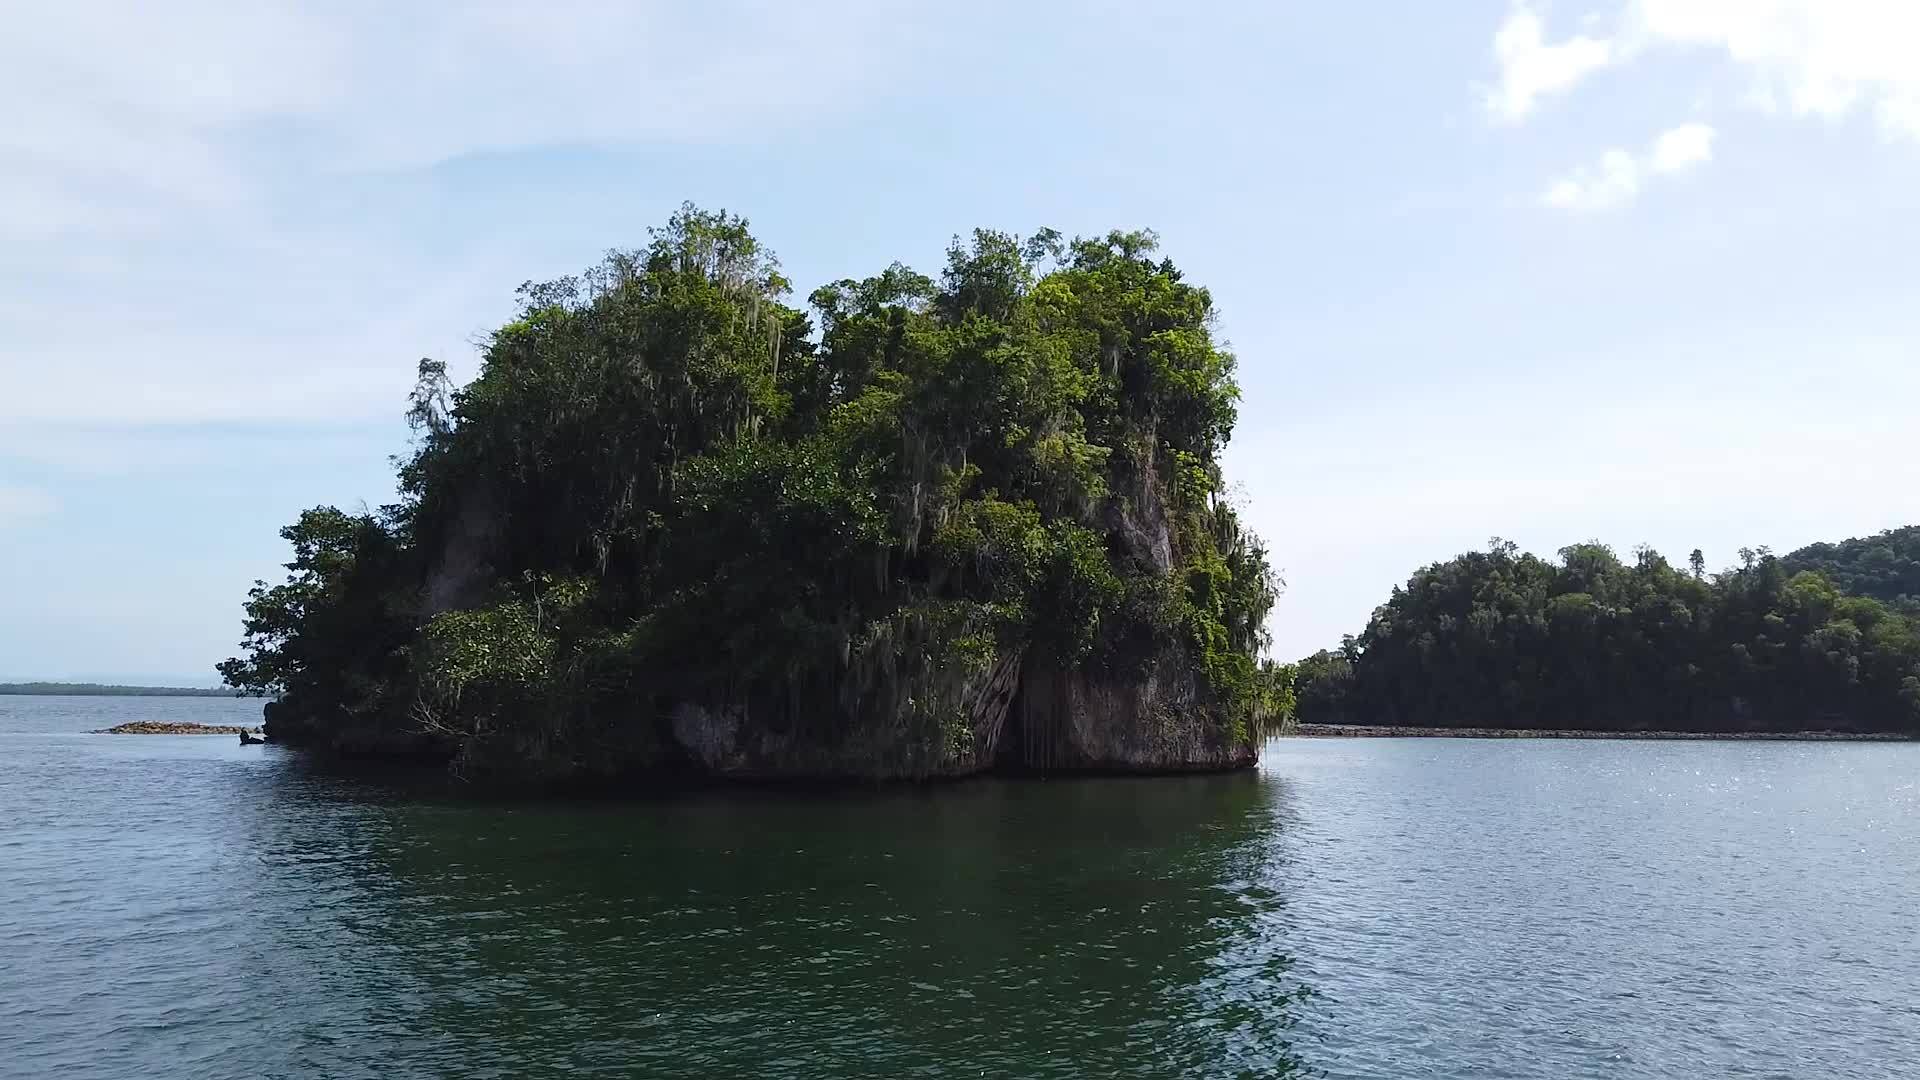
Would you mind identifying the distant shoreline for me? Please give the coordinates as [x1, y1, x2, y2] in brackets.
[0, 683, 235, 698]
[1294, 723, 1917, 742]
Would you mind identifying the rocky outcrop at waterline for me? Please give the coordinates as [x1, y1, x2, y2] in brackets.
[95, 722, 262, 736]
[264, 637, 1270, 785]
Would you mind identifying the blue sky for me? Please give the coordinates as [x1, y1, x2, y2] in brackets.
[4, 1, 1919, 683]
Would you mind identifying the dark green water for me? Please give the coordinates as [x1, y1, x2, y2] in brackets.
[4, 697, 1917, 1078]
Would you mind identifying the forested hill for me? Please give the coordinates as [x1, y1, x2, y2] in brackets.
[1782, 526, 1920, 616]
[1296, 540, 1920, 735]
[220, 206, 1285, 785]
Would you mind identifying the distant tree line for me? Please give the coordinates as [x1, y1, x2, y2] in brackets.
[0, 683, 237, 697]
[1296, 537, 1920, 735]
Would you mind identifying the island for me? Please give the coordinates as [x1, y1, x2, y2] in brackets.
[1295, 536, 1920, 737]
[218, 207, 1289, 786]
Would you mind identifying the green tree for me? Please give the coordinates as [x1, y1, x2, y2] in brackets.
[1782, 526, 1920, 616]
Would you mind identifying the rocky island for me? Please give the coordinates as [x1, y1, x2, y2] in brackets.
[220, 207, 1288, 786]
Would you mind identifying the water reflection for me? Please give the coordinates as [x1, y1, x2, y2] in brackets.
[253, 768, 1317, 1077]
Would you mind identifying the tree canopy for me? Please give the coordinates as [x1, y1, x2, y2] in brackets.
[1296, 539, 1920, 735]
[1782, 526, 1920, 617]
[222, 205, 1283, 781]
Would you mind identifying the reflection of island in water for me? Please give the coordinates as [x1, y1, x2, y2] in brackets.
[250, 765, 1317, 1077]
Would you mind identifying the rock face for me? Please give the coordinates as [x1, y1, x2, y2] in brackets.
[266, 642, 1256, 784]
[654, 651, 1253, 780]
[662, 659, 1255, 780]
[1005, 658, 1254, 773]
[667, 651, 1028, 780]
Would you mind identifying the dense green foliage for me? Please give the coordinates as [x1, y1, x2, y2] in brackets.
[1783, 526, 1920, 617]
[0, 683, 235, 697]
[1297, 540, 1920, 734]
[222, 206, 1282, 777]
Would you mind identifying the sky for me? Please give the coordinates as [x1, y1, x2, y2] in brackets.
[3, 1, 1919, 684]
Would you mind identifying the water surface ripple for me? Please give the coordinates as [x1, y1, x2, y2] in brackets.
[2, 697, 1915, 1077]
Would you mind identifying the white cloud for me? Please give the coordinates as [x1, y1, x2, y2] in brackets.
[1543, 148, 1643, 210]
[1487, 3, 1617, 121]
[1649, 121, 1717, 171]
[0, 1, 916, 243]
[0, 1, 945, 429]
[1542, 123, 1715, 210]
[1486, 3, 1920, 140]
[0, 486, 57, 525]
[1631, 1, 1920, 139]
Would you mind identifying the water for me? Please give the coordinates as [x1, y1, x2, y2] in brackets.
[2, 697, 1916, 1078]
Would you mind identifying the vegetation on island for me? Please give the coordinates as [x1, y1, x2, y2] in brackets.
[1296, 539, 1920, 735]
[220, 205, 1285, 782]
[1782, 526, 1920, 617]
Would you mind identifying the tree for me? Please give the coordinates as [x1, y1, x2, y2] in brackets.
[217, 507, 413, 726]
[406, 357, 453, 438]
[1782, 526, 1920, 616]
